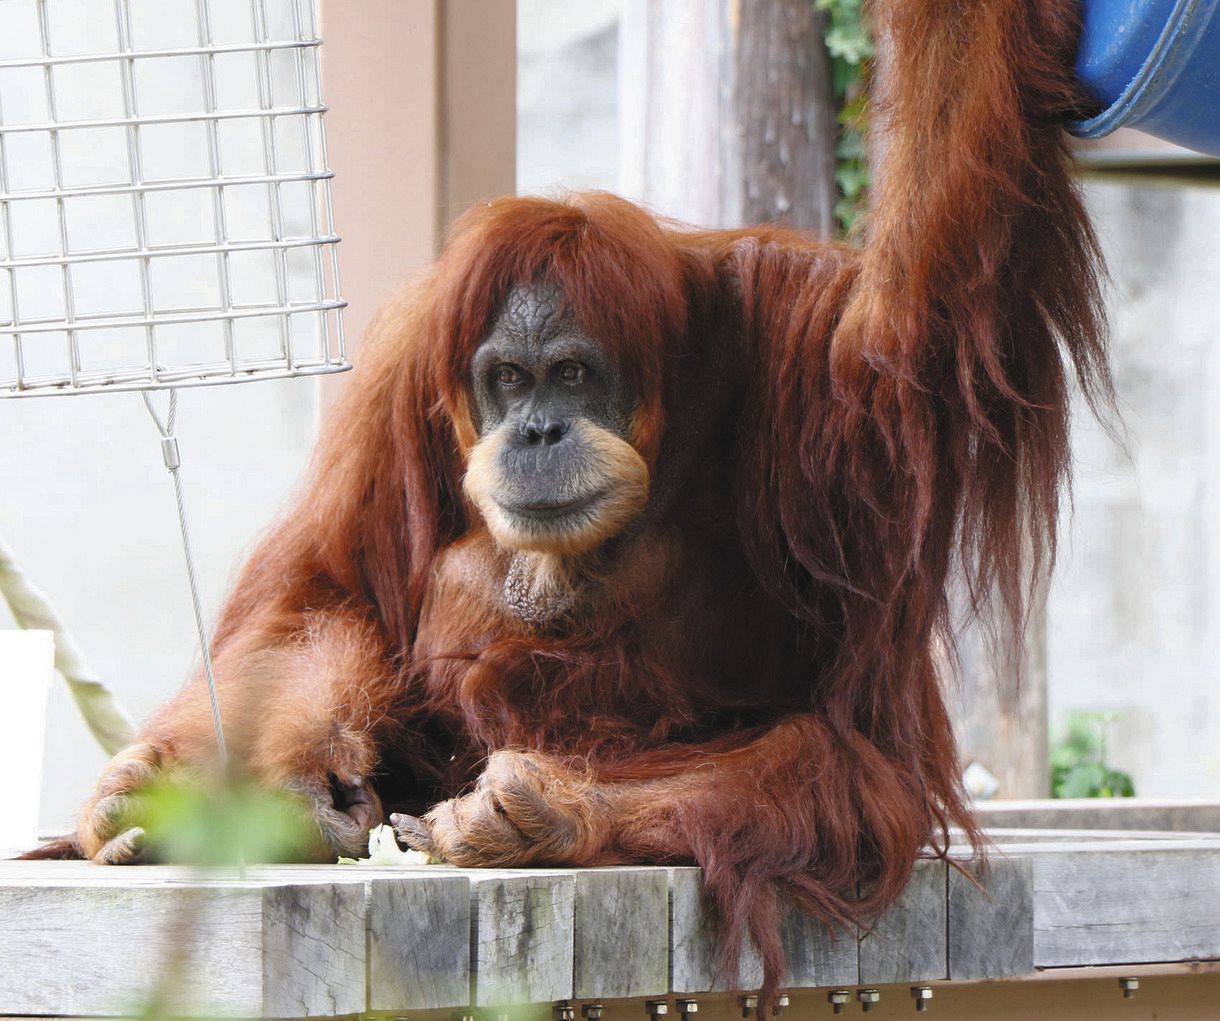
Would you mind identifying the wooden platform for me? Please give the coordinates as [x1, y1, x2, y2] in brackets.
[975, 796, 1220, 833]
[1, 829, 1219, 1017]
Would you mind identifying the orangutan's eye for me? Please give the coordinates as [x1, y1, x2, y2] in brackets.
[494, 364, 527, 387]
[557, 361, 586, 386]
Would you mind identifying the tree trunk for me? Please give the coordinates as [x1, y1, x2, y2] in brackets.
[619, 0, 837, 232]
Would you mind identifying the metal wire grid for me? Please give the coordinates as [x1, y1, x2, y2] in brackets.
[0, 0, 347, 396]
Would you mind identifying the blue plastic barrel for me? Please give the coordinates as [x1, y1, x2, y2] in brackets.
[1073, 0, 1220, 156]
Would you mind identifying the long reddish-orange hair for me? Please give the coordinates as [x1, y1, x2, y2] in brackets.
[203, 0, 1109, 1000]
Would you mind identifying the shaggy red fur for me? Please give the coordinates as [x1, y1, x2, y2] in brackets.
[66, 0, 1108, 1005]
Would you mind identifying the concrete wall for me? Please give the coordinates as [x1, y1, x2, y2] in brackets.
[1047, 180, 1220, 798]
[0, 385, 318, 830]
[517, 1, 618, 197]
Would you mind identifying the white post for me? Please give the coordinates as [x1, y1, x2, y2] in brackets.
[0, 629, 55, 852]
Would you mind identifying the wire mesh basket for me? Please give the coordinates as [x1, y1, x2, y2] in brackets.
[0, 0, 347, 397]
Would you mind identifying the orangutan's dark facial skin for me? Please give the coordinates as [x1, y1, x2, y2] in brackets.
[463, 286, 649, 556]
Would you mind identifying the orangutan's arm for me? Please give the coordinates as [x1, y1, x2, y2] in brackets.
[393, 713, 928, 914]
[77, 605, 396, 863]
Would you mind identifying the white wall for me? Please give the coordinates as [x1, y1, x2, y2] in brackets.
[0, 381, 317, 830]
[517, 0, 618, 197]
[1047, 180, 1220, 798]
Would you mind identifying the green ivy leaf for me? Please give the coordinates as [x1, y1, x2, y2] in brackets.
[816, 0, 873, 235]
[824, 27, 874, 65]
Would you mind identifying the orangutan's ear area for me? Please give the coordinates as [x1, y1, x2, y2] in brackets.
[460, 284, 651, 559]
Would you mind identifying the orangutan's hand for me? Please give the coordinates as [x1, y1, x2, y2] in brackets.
[77, 729, 384, 864]
[391, 749, 612, 867]
[76, 742, 164, 864]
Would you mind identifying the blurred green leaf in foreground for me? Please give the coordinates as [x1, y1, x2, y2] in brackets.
[131, 775, 321, 866]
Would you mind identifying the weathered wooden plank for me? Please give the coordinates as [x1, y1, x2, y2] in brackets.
[0, 861, 470, 1013]
[0, 860, 449, 882]
[947, 855, 1033, 980]
[231, 862, 472, 1011]
[777, 891, 858, 989]
[0, 881, 365, 1018]
[985, 827, 1218, 844]
[1016, 841, 1220, 967]
[469, 870, 575, 1006]
[261, 884, 367, 1017]
[366, 873, 471, 1011]
[222, 864, 470, 1011]
[14, 836, 1218, 1009]
[669, 867, 857, 993]
[573, 866, 669, 999]
[858, 859, 947, 984]
[974, 798, 1220, 833]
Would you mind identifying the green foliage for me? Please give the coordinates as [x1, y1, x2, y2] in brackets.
[833, 93, 869, 233]
[130, 774, 320, 866]
[1051, 711, 1136, 799]
[816, 0, 873, 234]
[817, 0, 874, 79]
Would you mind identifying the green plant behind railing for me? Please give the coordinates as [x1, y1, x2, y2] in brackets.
[816, 0, 873, 234]
[1051, 710, 1136, 798]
